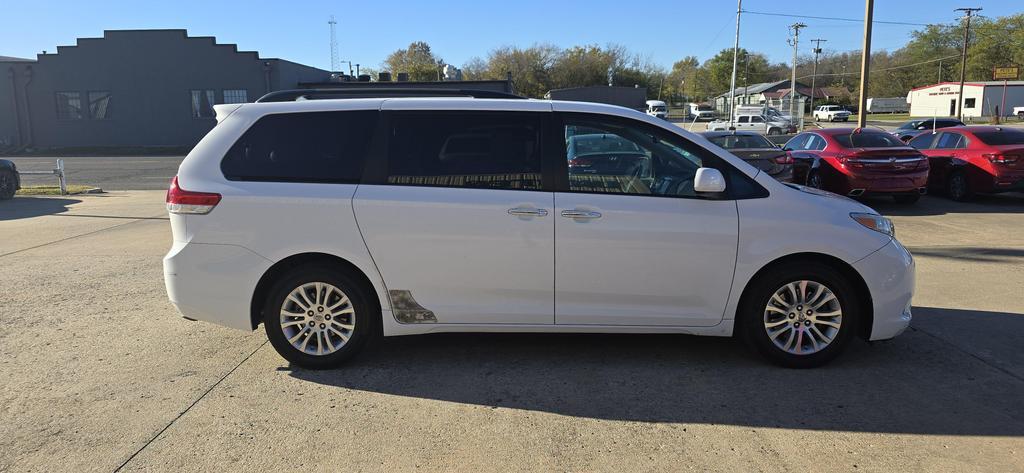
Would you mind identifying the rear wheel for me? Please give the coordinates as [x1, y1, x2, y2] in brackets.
[946, 170, 972, 202]
[892, 193, 921, 204]
[1017, 111, 1024, 121]
[767, 127, 781, 136]
[806, 170, 822, 189]
[0, 169, 15, 200]
[739, 262, 861, 368]
[263, 264, 378, 369]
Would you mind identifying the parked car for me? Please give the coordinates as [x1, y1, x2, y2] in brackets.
[1013, 106, 1024, 121]
[0, 159, 20, 200]
[700, 131, 797, 183]
[645, 100, 668, 119]
[567, 133, 650, 176]
[892, 118, 964, 142]
[908, 126, 1024, 201]
[813, 105, 851, 122]
[783, 128, 929, 203]
[687, 103, 716, 121]
[705, 114, 794, 135]
[164, 91, 914, 369]
[734, 105, 795, 124]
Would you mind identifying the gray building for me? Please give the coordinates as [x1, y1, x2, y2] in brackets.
[545, 86, 648, 111]
[1, 29, 330, 152]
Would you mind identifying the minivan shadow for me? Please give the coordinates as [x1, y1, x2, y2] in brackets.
[865, 193, 1024, 216]
[287, 307, 1024, 436]
[0, 196, 80, 221]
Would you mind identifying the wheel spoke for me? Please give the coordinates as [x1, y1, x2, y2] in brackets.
[314, 282, 324, 305]
[328, 295, 350, 311]
[764, 280, 842, 355]
[811, 293, 836, 311]
[328, 326, 350, 342]
[298, 286, 316, 309]
[765, 318, 790, 328]
[287, 294, 309, 311]
[281, 281, 356, 356]
[765, 305, 788, 315]
[815, 320, 841, 329]
[288, 328, 309, 344]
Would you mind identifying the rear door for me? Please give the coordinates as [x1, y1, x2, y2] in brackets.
[353, 103, 555, 325]
[552, 111, 739, 326]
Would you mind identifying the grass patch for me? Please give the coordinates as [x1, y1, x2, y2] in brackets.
[16, 185, 99, 195]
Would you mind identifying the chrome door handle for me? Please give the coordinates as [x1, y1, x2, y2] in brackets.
[508, 207, 549, 217]
[561, 209, 602, 219]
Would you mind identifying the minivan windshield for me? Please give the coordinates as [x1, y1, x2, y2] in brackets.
[833, 132, 907, 148]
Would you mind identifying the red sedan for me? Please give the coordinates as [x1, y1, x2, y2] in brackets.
[908, 126, 1024, 201]
[783, 128, 929, 203]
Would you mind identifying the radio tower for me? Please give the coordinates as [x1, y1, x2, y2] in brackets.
[328, 15, 339, 72]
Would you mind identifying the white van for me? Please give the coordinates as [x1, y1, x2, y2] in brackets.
[687, 103, 716, 121]
[646, 100, 668, 119]
[164, 89, 914, 369]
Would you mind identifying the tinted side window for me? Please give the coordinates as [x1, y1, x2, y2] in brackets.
[386, 112, 543, 190]
[784, 134, 808, 150]
[936, 132, 965, 149]
[908, 133, 936, 149]
[809, 135, 827, 151]
[221, 111, 377, 182]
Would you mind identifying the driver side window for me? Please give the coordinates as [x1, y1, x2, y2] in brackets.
[564, 117, 704, 197]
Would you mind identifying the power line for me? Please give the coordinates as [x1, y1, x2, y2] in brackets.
[741, 9, 945, 27]
[795, 54, 962, 80]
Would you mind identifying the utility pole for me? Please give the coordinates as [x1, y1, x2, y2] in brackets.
[955, 7, 982, 121]
[856, 0, 873, 129]
[728, 0, 743, 128]
[787, 22, 807, 124]
[938, 58, 943, 83]
[808, 38, 828, 118]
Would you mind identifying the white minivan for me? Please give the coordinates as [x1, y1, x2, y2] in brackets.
[164, 90, 914, 369]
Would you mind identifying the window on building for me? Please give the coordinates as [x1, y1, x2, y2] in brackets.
[223, 89, 248, 104]
[56, 92, 83, 120]
[88, 91, 111, 119]
[190, 90, 216, 118]
[221, 110, 378, 182]
[386, 112, 544, 190]
[964, 98, 976, 109]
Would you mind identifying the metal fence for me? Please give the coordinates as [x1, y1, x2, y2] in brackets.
[18, 159, 68, 195]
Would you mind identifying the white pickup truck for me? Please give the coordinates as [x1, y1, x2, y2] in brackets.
[705, 114, 793, 135]
[813, 105, 851, 122]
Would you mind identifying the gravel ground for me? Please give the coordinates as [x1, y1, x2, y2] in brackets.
[1, 190, 1022, 472]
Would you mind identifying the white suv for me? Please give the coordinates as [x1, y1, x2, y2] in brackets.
[163, 90, 914, 369]
[813, 105, 851, 122]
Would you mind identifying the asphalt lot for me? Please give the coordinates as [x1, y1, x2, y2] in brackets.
[1, 190, 1023, 472]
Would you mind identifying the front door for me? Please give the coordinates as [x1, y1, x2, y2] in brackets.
[553, 112, 739, 326]
[353, 108, 554, 325]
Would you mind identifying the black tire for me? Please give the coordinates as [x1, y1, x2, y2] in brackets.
[1017, 111, 1024, 121]
[892, 193, 921, 204]
[946, 170, 972, 202]
[0, 169, 15, 200]
[738, 261, 862, 368]
[767, 128, 781, 136]
[263, 264, 379, 369]
[805, 170, 822, 189]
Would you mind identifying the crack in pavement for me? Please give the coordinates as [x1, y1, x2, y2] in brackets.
[113, 340, 269, 472]
[0, 215, 166, 259]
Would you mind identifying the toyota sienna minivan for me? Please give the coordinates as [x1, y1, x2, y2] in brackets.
[163, 89, 914, 369]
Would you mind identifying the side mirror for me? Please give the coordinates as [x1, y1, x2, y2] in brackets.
[694, 167, 727, 193]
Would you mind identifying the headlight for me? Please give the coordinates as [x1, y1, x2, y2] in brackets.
[851, 212, 894, 237]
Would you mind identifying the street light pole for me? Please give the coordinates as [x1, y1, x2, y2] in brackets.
[728, 0, 743, 128]
[809, 38, 828, 119]
[856, 0, 873, 129]
[955, 7, 982, 121]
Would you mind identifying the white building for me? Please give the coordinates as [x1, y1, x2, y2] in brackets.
[907, 81, 1024, 118]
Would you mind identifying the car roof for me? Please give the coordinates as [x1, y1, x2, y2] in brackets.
[812, 127, 890, 136]
[700, 131, 765, 137]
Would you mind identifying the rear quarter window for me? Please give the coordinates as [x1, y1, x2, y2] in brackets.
[833, 132, 906, 148]
[221, 110, 378, 182]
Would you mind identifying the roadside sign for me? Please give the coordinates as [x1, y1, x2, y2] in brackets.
[993, 66, 1019, 80]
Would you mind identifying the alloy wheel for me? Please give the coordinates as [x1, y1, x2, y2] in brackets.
[948, 173, 969, 201]
[763, 280, 843, 355]
[279, 282, 355, 356]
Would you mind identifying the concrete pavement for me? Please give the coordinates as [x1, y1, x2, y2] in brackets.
[0, 191, 1022, 472]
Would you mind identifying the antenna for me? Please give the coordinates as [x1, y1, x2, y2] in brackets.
[328, 15, 339, 72]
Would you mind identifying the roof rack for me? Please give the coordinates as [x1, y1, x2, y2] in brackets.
[255, 88, 525, 103]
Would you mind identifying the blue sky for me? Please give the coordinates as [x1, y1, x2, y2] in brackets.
[2, 0, 1019, 71]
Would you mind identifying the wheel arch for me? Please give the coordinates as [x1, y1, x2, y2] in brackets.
[249, 252, 383, 331]
[735, 252, 874, 340]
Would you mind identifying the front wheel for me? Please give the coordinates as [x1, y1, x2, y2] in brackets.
[738, 262, 861, 368]
[0, 169, 16, 200]
[263, 264, 378, 369]
[946, 170, 972, 202]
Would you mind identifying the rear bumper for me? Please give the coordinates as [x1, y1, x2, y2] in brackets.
[163, 241, 273, 331]
[853, 238, 915, 341]
[838, 171, 929, 195]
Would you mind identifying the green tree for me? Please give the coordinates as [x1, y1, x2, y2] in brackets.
[382, 41, 442, 81]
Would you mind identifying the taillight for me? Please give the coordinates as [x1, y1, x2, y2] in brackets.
[774, 153, 794, 164]
[166, 176, 221, 215]
[569, 158, 592, 167]
[984, 153, 1019, 164]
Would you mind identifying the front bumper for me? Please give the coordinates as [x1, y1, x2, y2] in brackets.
[163, 241, 274, 331]
[853, 238, 915, 340]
